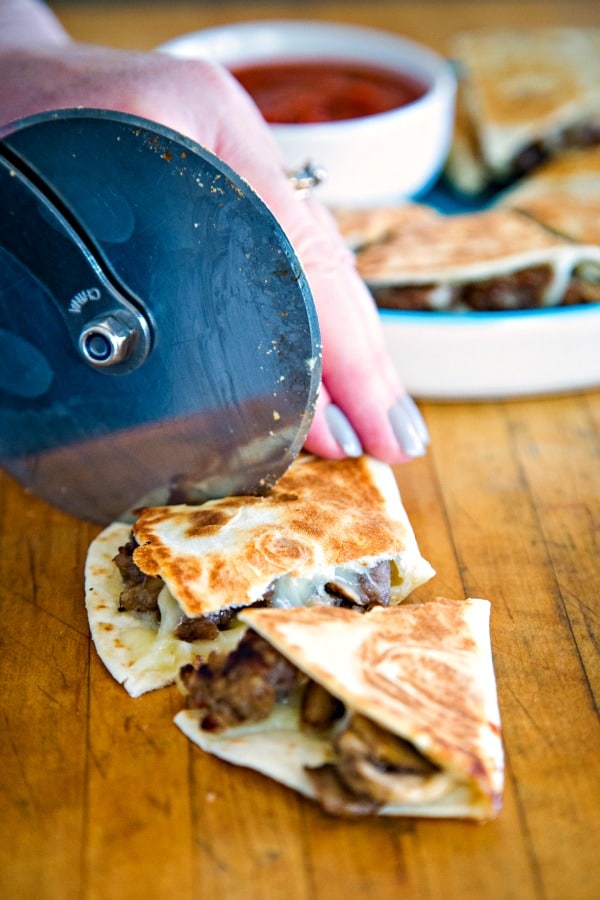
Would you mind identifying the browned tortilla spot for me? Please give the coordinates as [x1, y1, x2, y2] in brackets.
[184, 508, 235, 537]
[130, 456, 421, 618]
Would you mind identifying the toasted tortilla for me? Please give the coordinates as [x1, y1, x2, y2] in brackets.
[175, 599, 504, 819]
[331, 204, 438, 251]
[85, 454, 434, 696]
[131, 454, 434, 617]
[84, 521, 247, 696]
[446, 27, 600, 194]
[496, 146, 600, 245]
[346, 204, 600, 310]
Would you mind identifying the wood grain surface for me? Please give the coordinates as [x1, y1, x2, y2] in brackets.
[2, 4, 600, 900]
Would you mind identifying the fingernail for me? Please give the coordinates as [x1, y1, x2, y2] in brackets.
[388, 395, 429, 457]
[325, 404, 363, 457]
[400, 394, 430, 445]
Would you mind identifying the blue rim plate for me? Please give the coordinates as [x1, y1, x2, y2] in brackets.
[379, 178, 600, 400]
[380, 303, 600, 400]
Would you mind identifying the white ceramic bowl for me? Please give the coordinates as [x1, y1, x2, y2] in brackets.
[159, 20, 457, 207]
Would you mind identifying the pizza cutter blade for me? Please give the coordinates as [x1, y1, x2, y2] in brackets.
[0, 109, 321, 523]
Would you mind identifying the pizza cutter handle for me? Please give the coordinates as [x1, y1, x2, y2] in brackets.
[0, 150, 152, 375]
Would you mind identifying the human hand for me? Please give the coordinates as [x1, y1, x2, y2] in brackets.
[0, 0, 429, 463]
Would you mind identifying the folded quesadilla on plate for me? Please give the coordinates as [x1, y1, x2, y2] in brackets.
[175, 598, 504, 820]
[342, 204, 600, 311]
[85, 454, 434, 697]
[496, 145, 600, 246]
[445, 27, 600, 195]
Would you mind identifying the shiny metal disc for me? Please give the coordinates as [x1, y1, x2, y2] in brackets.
[0, 110, 320, 522]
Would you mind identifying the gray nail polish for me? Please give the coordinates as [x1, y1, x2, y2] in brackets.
[325, 404, 363, 457]
[388, 396, 428, 457]
[396, 394, 430, 445]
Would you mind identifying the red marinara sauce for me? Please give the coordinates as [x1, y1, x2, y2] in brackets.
[230, 59, 428, 124]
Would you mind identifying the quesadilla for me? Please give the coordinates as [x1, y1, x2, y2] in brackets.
[444, 77, 490, 197]
[444, 27, 600, 196]
[495, 145, 600, 246]
[85, 454, 434, 697]
[175, 598, 504, 820]
[331, 204, 437, 252]
[342, 203, 600, 311]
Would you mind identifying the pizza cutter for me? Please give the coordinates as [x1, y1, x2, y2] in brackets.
[0, 109, 321, 523]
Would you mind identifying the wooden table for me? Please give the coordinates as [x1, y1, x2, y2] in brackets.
[2, 4, 599, 899]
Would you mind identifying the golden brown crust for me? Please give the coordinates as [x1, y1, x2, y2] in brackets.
[496, 146, 600, 244]
[132, 455, 431, 617]
[449, 27, 600, 178]
[239, 599, 504, 812]
[84, 521, 247, 697]
[513, 196, 600, 246]
[353, 207, 568, 285]
[332, 204, 439, 250]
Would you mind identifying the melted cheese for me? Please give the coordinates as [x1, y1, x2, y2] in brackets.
[85, 519, 232, 697]
[541, 248, 586, 306]
[175, 698, 467, 811]
[110, 559, 394, 694]
[126, 587, 246, 681]
[85, 511, 432, 698]
[269, 559, 411, 608]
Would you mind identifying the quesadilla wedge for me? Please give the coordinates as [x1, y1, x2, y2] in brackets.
[85, 454, 434, 697]
[332, 204, 438, 252]
[445, 27, 600, 195]
[175, 599, 504, 820]
[348, 204, 600, 310]
[496, 145, 600, 246]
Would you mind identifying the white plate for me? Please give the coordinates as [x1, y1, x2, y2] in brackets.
[380, 304, 600, 400]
